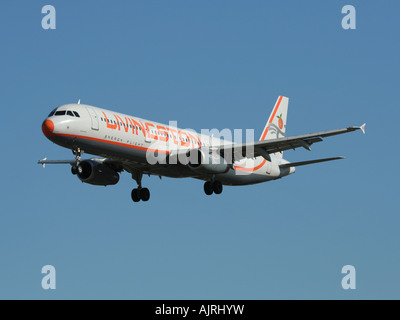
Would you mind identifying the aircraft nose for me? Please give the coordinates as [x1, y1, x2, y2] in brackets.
[42, 119, 54, 137]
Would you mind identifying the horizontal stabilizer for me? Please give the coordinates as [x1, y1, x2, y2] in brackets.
[279, 157, 344, 168]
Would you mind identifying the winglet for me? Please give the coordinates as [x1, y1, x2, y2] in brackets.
[77, 99, 81, 104]
[360, 123, 366, 134]
[40, 157, 47, 168]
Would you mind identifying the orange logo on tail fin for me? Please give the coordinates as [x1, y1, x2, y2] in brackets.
[277, 114, 283, 130]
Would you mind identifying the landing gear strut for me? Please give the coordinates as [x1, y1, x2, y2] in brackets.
[204, 180, 223, 196]
[72, 148, 84, 162]
[71, 148, 84, 175]
[131, 171, 150, 202]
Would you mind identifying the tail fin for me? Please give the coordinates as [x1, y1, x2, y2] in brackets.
[259, 96, 289, 158]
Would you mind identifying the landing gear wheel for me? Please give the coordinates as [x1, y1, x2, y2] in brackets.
[204, 181, 213, 195]
[71, 166, 77, 175]
[130, 171, 150, 203]
[140, 188, 150, 202]
[212, 181, 223, 194]
[131, 188, 141, 202]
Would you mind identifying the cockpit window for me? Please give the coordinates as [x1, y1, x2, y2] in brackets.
[48, 108, 57, 117]
[50, 109, 80, 117]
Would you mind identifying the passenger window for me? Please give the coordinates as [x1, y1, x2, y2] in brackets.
[67, 111, 74, 117]
[73, 111, 80, 117]
[55, 110, 66, 116]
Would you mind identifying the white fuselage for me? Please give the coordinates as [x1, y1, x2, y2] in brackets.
[42, 103, 294, 186]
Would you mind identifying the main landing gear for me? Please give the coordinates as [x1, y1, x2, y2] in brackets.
[204, 180, 223, 196]
[131, 171, 150, 202]
[131, 187, 150, 202]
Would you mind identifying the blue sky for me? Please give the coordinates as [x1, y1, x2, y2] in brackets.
[0, 0, 399, 299]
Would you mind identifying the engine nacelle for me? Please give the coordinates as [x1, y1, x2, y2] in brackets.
[77, 160, 120, 186]
[187, 149, 229, 174]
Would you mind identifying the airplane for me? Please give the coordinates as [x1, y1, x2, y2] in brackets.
[38, 96, 365, 202]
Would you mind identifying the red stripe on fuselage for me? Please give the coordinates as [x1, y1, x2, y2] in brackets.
[234, 159, 267, 172]
[52, 133, 170, 154]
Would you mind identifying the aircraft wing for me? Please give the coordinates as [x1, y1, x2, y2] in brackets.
[38, 158, 76, 168]
[218, 124, 366, 160]
[38, 157, 122, 169]
[38, 159, 75, 165]
[37, 156, 167, 176]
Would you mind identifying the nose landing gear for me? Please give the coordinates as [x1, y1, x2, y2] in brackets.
[71, 148, 84, 175]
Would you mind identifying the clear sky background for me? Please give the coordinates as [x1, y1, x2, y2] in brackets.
[0, 1, 399, 299]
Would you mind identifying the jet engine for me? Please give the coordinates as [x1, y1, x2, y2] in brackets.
[76, 160, 120, 186]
